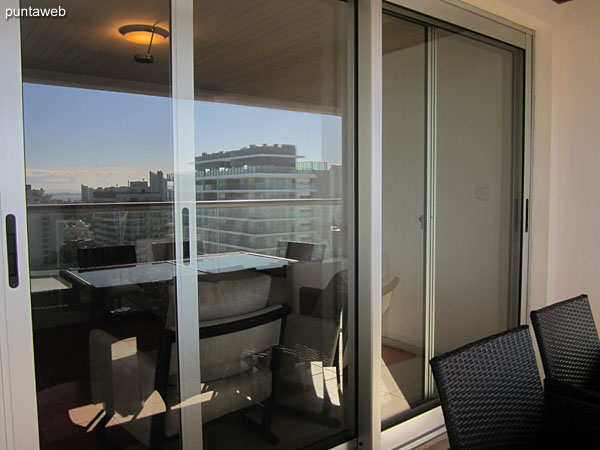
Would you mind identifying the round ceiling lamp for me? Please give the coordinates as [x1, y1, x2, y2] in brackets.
[118, 24, 169, 63]
[119, 24, 169, 44]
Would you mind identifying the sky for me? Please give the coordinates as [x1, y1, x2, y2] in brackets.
[22, 83, 342, 193]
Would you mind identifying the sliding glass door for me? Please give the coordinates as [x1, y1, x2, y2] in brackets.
[6, 0, 356, 449]
[433, 28, 524, 356]
[190, 1, 356, 449]
[381, 14, 427, 425]
[18, 0, 205, 448]
[381, 8, 525, 427]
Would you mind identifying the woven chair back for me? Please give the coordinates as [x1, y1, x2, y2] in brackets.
[431, 326, 545, 450]
[531, 294, 600, 391]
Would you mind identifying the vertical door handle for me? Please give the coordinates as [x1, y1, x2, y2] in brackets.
[182, 208, 191, 262]
[5, 214, 19, 288]
[525, 199, 529, 233]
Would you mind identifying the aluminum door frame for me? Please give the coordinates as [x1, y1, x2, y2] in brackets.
[0, 2, 39, 448]
[171, 0, 203, 447]
[357, 0, 383, 449]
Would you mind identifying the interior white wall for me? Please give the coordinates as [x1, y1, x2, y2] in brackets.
[461, 0, 600, 323]
[543, 0, 600, 321]
[382, 38, 426, 350]
[382, 15, 519, 354]
[434, 31, 515, 353]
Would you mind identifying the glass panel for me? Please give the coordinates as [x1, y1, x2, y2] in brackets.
[434, 31, 523, 353]
[192, 1, 355, 449]
[381, 10, 524, 429]
[19, 1, 199, 448]
[381, 13, 427, 427]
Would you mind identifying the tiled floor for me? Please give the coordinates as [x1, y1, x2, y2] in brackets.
[413, 433, 449, 450]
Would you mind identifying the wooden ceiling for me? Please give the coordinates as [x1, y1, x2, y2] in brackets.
[21, 2, 425, 113]
[20, 0, 350, 113]
[21, 0, 171, 93]
[383, 13, 426, 55]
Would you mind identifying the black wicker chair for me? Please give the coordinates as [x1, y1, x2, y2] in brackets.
[430, 326, 547, 450]
[530, 295, 600, 446]
[530, 294, 600, 391]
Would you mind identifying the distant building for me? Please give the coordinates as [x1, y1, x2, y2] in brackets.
[150, 170, 168, 200]
[195, 144, 320, 255]
[81, 185, 93, 203]
[26, 185, 55, 204]
[328, 165, 343, 199]
[26, 185, 61, 269]
[56, 220, 93, 266]
[297, 161, 328, 172]
[296, 162, 344, 255]
[82, 171, 173, 249]
[81, 171, 168, 203]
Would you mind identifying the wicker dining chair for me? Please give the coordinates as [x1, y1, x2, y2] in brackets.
[530, 294, 600, 391]
[430, 326, 547, 450]
[530, 294, 600, 446]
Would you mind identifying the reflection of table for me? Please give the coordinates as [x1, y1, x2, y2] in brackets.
[62, 252, 295, 288]
[60, 252, 296, 317]
[30, 276, 71, 293]
[62, 262, 185, 289]
[176, 252, 296, 274]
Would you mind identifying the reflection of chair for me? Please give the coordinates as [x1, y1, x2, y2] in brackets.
[276, 270, 347, 426]
[77, 245, 136, 269]
[151, 241, 190, 261]
[381, 276, 399, 317]
[90, 272, 289, 448]
[284, 241, 326, 261]
[430, 326, 548, 450]
[77, 245, 140, 317]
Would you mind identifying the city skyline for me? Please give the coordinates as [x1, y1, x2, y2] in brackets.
[27, 143, 343, 269]
[23, 82, 343, 192]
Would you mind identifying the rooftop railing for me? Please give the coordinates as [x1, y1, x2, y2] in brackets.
[195, 166, 318, 177]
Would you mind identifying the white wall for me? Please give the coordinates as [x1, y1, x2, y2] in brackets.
[434, 30, 516, 353]
[382, 18, 519, 354]
[543, 0, 600, 320]
[462, 0, 600, 322]
[382, 34, 426, 349]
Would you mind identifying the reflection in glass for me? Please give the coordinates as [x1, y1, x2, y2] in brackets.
[381, 10, 524, 430]
[21, 1, 180, 449]
[21, 0, 355, 449]
[381, 13, 427, 426]
[433, 30, 523, 354]
[193, 1, 355, 449]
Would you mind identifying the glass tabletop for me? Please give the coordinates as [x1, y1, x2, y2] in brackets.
[64, 262, 182, 288]
[64, 252, 295, 287]
[174, 252, 295, 274]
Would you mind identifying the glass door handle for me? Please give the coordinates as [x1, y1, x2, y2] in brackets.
[5, 214, 19, 288]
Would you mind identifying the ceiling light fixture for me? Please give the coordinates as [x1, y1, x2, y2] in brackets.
[118, 24, 169, 64]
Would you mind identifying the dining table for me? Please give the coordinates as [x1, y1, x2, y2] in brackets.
[59, 251, 296, 319]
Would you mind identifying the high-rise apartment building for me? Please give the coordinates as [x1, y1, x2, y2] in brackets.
[195, 144, 320, 255]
